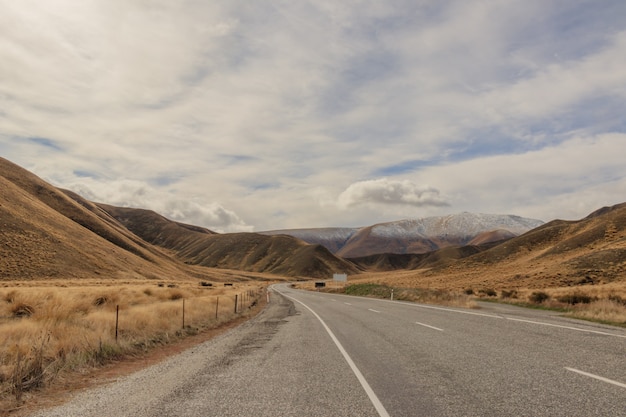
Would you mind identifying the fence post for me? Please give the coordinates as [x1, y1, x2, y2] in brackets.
[115, 305, 119, 342]
[215, 296, 219, 319]
[234, 294, 238, 314]
[182, 299, 185, 329]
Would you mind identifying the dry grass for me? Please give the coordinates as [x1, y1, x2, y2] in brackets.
[0, 280, 265, 411]
[564, 299, 626, 325]
[300, 281, 478, 309]
[300, 274, 626, 327]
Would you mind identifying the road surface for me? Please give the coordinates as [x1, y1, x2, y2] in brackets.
[32, 284, 626, 416]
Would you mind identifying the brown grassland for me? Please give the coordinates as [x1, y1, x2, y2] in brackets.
[297, 268, 626, 327]
[0, 279, 267, 414]
[341, 271, 626, 326]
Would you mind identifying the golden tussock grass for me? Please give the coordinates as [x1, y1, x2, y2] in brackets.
[299, 281, 478, 309]
[0, 280, 265, 410]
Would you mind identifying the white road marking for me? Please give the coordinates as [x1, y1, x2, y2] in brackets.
[565, 367, 626, 389]
[344, 302, 352, 306]
[277, 290, 391, 417]
[506, 317, 626, 338]
[305, 288, 503, 318]
[415, 321, 444, 332]
[368, 309, 381, 313]
[385, 299, 503, 318]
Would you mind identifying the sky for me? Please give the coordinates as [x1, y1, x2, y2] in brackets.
[1, 0, 625, 232]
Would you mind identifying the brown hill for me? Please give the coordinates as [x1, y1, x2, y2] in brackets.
[347, 244, 495, 272]
[0, 157, 194, 281]
[98, 205, 358, 278]
[0, 157, 354, 281]
[468, 229, 516, 245]
[408, 203, 626, 290]
[336, 225, 440, 258]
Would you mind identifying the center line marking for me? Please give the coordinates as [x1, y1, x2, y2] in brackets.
[415, 321, 444, 332]
[368, 309, 380, 313]
[565, 368, 626, 389]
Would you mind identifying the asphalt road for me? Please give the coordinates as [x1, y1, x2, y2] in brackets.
[32, 284, 626, 417]
[275, 285, 626, 416]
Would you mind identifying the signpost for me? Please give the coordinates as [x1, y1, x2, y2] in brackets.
[333, 273, 348, 282]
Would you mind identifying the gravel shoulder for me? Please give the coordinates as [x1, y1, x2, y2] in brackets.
[26, 291, 379, 417]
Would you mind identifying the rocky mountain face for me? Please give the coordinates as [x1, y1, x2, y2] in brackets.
[261, 213, 544, 258]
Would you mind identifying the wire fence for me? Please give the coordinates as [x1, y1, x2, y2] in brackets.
[113, 288, 264, 342]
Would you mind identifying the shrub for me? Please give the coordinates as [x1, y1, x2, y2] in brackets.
[345, 283, 392, 298]
[479, 288, 497, 297]
[500, 289, 518, 299]
[93, 296, 108, 306]
[608, 294, 626, 306]
[464, 288, 474, 295]
[556, 293, 596, 305]
[529, 291, 550, 304]
[11, 303, 35, 318]
[168, 290, 184, 300]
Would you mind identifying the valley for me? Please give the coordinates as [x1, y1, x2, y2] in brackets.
[1, 156, 625, 414]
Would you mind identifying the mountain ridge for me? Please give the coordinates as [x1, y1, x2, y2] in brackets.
[261, 213, 544, 257]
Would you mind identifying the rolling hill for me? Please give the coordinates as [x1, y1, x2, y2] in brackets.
[381, 202, 626, 290]
[97, 205, 358, 278]
[0, 157, 190, 281]
[0, 157, 356, 281]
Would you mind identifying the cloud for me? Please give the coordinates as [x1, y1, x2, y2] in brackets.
[411, 133, 626, 221]
[0, 1, 625, 230]
[338, 178, 449, 209]
[65, 178, 252, 233]
[163, 200, 253, 233]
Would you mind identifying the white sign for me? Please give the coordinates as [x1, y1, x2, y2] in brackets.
[333, 273, 348, 282]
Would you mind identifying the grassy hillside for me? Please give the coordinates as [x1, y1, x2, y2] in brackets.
[99, 205, 359, 278]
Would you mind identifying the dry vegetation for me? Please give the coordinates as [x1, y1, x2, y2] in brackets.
[298, 281, 478, 309]
[337, 272, 626, 327]
[0, 280, 266, 412]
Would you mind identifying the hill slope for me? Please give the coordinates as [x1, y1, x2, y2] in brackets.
[386, 203, 626, 290]
[99, 205, 358, 278]
[0, 157, 355, 280]
[0, 157, 193, 281]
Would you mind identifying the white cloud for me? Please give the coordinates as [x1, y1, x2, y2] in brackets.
[1, 0, 625, 230]
[411, 133, 626, 221]
[477, 30, 626, 125]
[338, 178, 449, 209]
[65, 178, 252, 233]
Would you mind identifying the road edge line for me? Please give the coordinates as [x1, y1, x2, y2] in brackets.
[276, 289, 391, 417]
[565, 367, 626, 389]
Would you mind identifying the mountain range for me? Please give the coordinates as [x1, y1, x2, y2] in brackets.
[260, 213, 544, 257]
[1, 156, 625, 291]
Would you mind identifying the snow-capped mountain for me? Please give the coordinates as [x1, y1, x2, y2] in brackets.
[260, 213, 544, 258]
